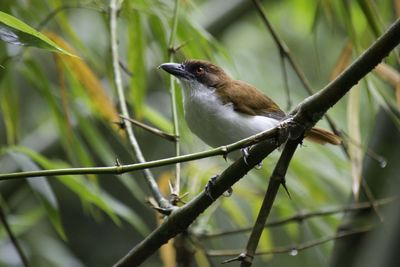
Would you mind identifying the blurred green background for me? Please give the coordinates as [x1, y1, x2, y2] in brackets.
[0, 0, 399, 266]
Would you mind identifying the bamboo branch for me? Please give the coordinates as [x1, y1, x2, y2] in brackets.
[119, 115, 177, 142]
[240, 139, 299, 267]
[109, 0, 169, 208]
[0, 127, 279, 180]
[167, 0, 181, 198]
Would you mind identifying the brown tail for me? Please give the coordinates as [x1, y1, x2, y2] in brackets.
[305, 127, 341, 145]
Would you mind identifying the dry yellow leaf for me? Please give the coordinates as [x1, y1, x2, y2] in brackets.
[374, 63, 400, 109]
[45, 32, 121, 129]
[347, 85, 363, 199]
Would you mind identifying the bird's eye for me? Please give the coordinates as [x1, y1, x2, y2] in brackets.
[195, 67, 204, 75]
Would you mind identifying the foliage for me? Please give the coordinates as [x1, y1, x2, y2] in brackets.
[0, 0, 399, 266]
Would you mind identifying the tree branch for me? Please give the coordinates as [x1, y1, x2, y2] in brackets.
[166, 0, 182, 198]
[113, 17, 400, 267]
[0, 127, 278, 180]
[240, 139, 299, 266]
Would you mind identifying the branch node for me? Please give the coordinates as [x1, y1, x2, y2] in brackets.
[221, 146, 229, 160]
[147, 198, 176, 215]
[222, 252, 250, 264]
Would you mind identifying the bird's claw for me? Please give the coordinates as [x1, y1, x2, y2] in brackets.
[205, 175, 218, 200]
[241, 147, 263, 169]
[255, 162, 263, 169]
[205, 175, 233, 200]
[240, 148, 250, 165]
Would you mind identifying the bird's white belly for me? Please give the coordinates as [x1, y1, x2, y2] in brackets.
[183, 87, 279, 148]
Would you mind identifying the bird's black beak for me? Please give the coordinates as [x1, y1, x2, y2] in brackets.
[159, 63, 192, 80]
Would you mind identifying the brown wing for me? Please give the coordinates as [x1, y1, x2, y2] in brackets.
[218, 80, 286, 120]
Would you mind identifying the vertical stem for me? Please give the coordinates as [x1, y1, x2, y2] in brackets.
[109, 0, 169, 208]
[167, 0, 181, 197]
[241, 140, 299, 267]
[0, 203, 30, 267]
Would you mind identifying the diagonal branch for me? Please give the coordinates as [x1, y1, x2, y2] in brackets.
[113, 17, 400, 267]
[240, 139, 299, 266]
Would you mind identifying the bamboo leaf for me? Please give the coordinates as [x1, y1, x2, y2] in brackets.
[0, 74, 19, 145]
[374, 63, 400, 110]
[357, 0, 382, 38]
[0, 207, 44, 238]
[0, 11, 76, 56]
[7, 151, 67, 240]
[126, 6, 147, 118]
[347, 85, 363, 199]
[6, 146, 148, 234]
[143, 105, 173, 133]
[45, 32, 121, 128]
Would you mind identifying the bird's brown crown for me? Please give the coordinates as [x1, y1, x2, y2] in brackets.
[183, 60, 230, 88]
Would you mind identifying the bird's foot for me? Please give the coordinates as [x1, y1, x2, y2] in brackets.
[241, 147, 263, 169]
[255, 162, 263, 169]
[240, 147, 250, 165]
[205, 175, 218, 200]
[205, 175, 233, 200]
[278, 117, 305, 144]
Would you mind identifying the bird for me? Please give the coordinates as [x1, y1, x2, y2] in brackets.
[159, 60, 340, 161]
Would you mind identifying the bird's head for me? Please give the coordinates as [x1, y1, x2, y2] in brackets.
[159, 60, 230, 90]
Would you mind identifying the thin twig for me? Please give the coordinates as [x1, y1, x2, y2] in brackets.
[109, 0, 169, 208]
[206, 227, 371, 259]
[341, 131, 387, 167]
[0, 203, 30, 267]
[199, 197, 396, 238]
[118, 60, 134, 77]
[279, 50, 292, 110]
[166, 0, 181, 198]
[119, 115, 177, 142]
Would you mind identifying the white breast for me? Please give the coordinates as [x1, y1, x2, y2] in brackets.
[180, 80, 279, 150]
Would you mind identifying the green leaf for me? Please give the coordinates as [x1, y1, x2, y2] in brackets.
[7, 151, 67, 240]
[143, 105, 173, 133]
[6, 146, 149, 234]
[0, 206, 44, 239]
[357, 0, 381, 38]
[0, 71, 19, 145]
[126, 6, 147, 118]
[0, 11, 76, 57]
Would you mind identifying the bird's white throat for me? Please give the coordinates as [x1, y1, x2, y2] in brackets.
[179, 79, 280, 150]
